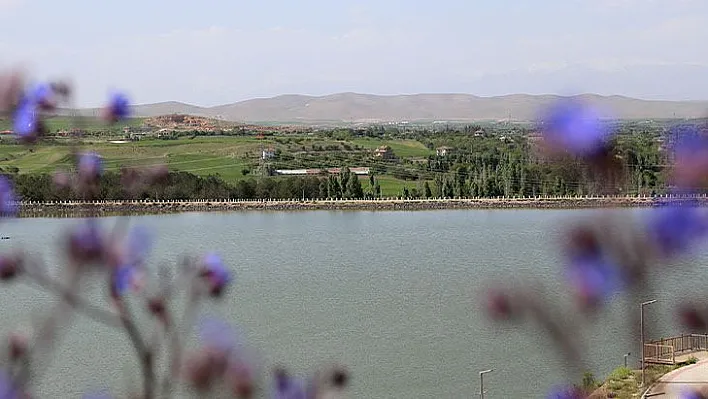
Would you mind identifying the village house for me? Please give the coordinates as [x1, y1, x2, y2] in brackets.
[436, 146, 454, 157]
[262, 147, 276, 160]
[374, 145, 394, 160]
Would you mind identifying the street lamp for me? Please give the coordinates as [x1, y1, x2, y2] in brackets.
[624, 352, 631, 368]
[479, 369, 493, 399]
[641, 299, 657, 387]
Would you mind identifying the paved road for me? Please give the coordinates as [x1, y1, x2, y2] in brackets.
[646, 357, 708, 398]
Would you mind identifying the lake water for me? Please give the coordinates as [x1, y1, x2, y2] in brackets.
[0, 209, 703, 398]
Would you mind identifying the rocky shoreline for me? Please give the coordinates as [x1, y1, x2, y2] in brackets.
[13, 196, 707, 218]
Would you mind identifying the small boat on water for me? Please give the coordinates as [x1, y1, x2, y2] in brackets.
[1, 236, 9, 240]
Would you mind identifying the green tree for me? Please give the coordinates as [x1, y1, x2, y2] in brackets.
[423, 181, 432, 198]
[346, 174, 364, 199]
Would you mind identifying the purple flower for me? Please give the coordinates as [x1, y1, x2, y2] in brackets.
[0, 176, 18, 218]
[199, 253, 231, 296]
[112, 264, 139, 296]
[68, 219, 104, 263]
[125, 225, 152, 265]
[0, 369, 19, 398]
[566, 254, 623, 307]
[547, 385, 582, 399]
[273, 370, 307, 399]
[78, 151, 104, 178]
[198, 317, 242, 354]
[104, 92, 130, 122]
[646, 202, 708, 257]
[681, 389, 706, 399]
[540, 99, 610, 156]
[12, 97, 39, 142]
[669, 128, 708, 192]
[28, 82, 54, 109]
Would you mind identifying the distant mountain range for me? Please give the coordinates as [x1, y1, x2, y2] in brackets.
[70, 92, 708, 124]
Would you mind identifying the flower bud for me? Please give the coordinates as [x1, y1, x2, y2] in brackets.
[7, 332, 28, 361]
[102, 92, 130, 124]
[0, 254, 21, 281]
[198, 253, 231, 297]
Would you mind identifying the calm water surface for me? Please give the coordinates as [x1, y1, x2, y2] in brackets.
[0, 209, 702, 398]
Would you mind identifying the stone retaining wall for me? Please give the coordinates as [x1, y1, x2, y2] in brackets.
[14, 196, 706, 218]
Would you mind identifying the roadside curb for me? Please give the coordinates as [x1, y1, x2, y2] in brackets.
[641, 359, 708, 398]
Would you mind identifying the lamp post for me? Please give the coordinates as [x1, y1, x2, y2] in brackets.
[624, 352, 631, 368]
[479, 369, 493, 399]
[641, 299, 657, 387]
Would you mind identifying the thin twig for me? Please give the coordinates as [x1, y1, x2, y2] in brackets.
[117, 298, 156, 399]
[13, 266, 80, 389]
[161, 283, 201, 399]
[22, 263, 121, 328]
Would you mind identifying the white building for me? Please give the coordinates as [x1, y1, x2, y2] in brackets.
[262, 147, 276, 160]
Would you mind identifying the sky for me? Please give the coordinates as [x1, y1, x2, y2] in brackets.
[0, 0, 707, 107]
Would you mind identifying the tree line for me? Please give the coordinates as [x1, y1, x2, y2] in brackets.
[5, 167, 370, 201]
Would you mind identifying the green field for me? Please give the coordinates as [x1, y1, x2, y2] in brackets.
[351, 138, 433, 158]
[0, 136, 427, 196]
[0, 116, 144, 132]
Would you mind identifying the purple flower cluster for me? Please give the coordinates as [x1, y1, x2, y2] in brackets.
[479, 103, 708, 397]
[101, 92, 130, 123]
[538, 98, 612, 158]
[198, 253, 232, 297]
[0, 72, 327, 399]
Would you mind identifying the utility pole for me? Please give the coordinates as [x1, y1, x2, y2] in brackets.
[479, 369, 493, 399]
[641, 300, 657, 387]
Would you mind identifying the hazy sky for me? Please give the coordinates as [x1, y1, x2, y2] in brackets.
[1, 0, 706, 106]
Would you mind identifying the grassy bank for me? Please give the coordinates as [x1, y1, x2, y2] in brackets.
[588, 358, 698, 399]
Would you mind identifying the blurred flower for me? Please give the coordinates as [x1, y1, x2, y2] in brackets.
[28, 83, 55, 110]
[68, 219, 105, 264]
[7, 332, 28, 361]
[0, 176, 18, 218]
[111, 264, 142, 297]
[12, 97, 40, 144]
[484, 288, 518, 321]
[49, 81, 71, 98]
[547, 385, 584, 399]
[0, 254, 21, 281]
[645, 202, 708, 258]
[125, 225, 152, 266]
[184, 317, 254, 395]
[670, 129, 708, 191]
[539, 99, 610, 157]
[0, 369, 19, 398]
[145, 164, 169, 184]
[227, 360, 256, 398]
[52, 170, 72, 190]
[273, 368, 307, 399]
[681, 389, 707, 399]
[147, 297, 166, 319]
[566, 255, 623, 310]
[199, 317, 241, 353]
[198, 253, 231, 297]
[0, 70, 25, 112]
[308, 364, 350, 398]
[78, 151, 104, 180]
[563, 226, 624, 310]
[679, 303, 708, 331]
[102, 92, 130, 123]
